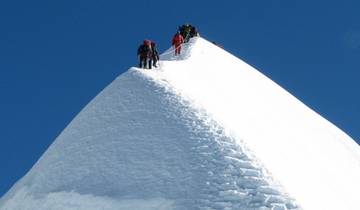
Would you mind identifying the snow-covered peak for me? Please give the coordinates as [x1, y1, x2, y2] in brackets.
[148, 37, 360, 210]
[1, 37, 360, 210]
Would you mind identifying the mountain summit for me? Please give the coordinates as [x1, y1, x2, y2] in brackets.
[1, 37, 360, 210]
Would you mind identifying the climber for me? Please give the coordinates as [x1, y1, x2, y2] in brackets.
[151, 41, 159, 68]
[172, 31, 184, 56]
[190, 26, 199, 38]
[137, 40, 152, 69]
[184, 24, 193, 42]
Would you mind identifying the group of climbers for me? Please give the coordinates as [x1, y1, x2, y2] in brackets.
[137, 24, 199, 69]
[178, 24, 198, 43]
[137, 39, 159, 69]
[172, 24, 199, 55]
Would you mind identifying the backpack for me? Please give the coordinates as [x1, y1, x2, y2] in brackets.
[138, 44, 151, 56]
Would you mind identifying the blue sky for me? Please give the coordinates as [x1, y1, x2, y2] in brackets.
[1, 0, 359, 196]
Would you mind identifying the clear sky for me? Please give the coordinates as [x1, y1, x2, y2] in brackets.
[1, 0, 359, 197]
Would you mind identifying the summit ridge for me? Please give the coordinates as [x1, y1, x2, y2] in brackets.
[1, 37, 360, 210]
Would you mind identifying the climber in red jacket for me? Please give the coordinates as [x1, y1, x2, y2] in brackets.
[172, 31, 184, 55]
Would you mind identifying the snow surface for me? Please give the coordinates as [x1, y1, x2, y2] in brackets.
[1, 37, 360, 210]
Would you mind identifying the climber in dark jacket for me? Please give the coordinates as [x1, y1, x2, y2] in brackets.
[190, 26, 199, 38]
[151, 41, 160, 68]
[137, 40, 152, 69]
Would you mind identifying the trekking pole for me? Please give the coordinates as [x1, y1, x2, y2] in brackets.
[157, 54, 162, 69]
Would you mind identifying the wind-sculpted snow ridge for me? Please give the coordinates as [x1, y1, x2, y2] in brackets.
[0, 68, 298, 210]
[141, 70, 300, 210]
[1, 36, 360, 210]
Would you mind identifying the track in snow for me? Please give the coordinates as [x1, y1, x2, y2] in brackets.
[140, 67, 300, 210]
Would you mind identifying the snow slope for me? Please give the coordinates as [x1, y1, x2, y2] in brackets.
[1, 37, 360, 210]
[154, 38, 360, 210]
